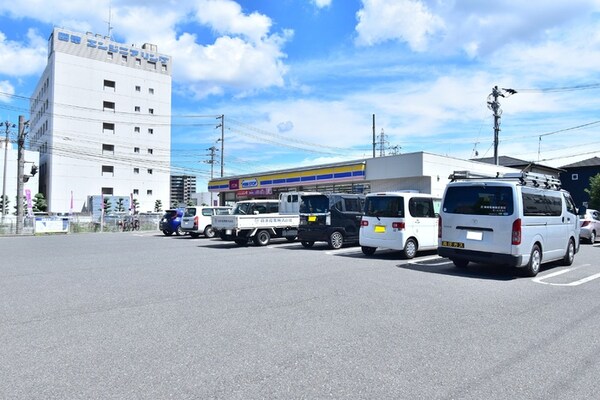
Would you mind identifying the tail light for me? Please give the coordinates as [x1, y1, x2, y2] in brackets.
[194, 216, 199, 226]
[361, 220, 369, 227]
[392, 222, 405, 230]
[438, 216, 442, 238]
[512, 218, 522, 245]
[582, 221, 590, 227]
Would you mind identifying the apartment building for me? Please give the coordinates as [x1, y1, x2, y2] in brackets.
[170, 175, 197, 207]
[28, 28, 172, 213]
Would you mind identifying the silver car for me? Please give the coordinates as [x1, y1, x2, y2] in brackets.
[579, 209, 600, 243]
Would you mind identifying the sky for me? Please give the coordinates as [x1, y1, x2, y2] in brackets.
[2, 0, 600, 191]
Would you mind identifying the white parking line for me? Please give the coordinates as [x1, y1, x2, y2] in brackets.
[407, 255, 444, 264]
[532, 264, 600, 286]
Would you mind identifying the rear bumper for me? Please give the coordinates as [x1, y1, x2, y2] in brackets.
[438, 247, 523, 267]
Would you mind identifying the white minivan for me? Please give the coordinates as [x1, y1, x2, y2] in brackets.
[181, 206, 232, 238]
[438, 171, 580, 276]
[360, 192, 441, 258]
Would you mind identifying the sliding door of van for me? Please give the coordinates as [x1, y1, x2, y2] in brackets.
[408, 197, 438, 249]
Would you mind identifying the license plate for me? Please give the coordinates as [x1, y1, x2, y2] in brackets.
[442, 241, 464, 248]
[308, 215, 317, 222]
[374, 225, 386, 233]
[466, 231, 483, 241]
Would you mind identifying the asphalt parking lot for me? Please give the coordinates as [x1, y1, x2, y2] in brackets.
[1, 232, 599, 399]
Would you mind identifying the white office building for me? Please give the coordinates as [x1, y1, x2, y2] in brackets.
[29, 28, 172, 213]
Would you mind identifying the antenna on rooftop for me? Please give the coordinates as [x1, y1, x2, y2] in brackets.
[106, 2, 114, 40]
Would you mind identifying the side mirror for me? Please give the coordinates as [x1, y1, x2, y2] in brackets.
[578, 206, 587, 216]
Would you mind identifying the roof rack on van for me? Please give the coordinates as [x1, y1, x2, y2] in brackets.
[449, 170, 562, 190]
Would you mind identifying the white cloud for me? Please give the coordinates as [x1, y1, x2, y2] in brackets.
[0, 80, 15, 102]
[0, 29, 47, 76]
[355, 0, 444, 51]
[0, 0, 292, 97]
[312, 0, 332, 8]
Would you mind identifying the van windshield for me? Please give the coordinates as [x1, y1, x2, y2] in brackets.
[300, 195, 329, 213]
[443, 186, 514, 215]
[364, 196, 404, 218]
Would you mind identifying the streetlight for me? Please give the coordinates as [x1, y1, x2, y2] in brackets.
[487, 86, 517, 165]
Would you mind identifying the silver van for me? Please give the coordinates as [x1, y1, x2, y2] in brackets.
[438, 172, 580, 276]
[181, 206, 232, 238]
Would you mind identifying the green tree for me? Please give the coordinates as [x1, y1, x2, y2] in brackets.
[116, 197, 125, 212]
[103, 197, 112, 214]
[154, 199, 163, 212]
[131, 198, 140, 214]
[186, 199, 195, 207]
[585, 173, 600, 210]
[32, 193, 48, 213]
[0, 194, 9, 214]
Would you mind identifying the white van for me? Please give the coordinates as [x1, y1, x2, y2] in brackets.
[360, 192, 441, 258]
[181, 206, 232, 238]
[438, 171, 580, 276]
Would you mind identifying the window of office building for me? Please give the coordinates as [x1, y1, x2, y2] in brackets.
[148, 108, 154, 115]
[135, 85, 141, 92]
[133, 168, 140, 174]
[148, 169, 153, 174]
[102, 187, 114, 195]
[148, 148, 153, 155]
[134, 147, 140, 153]
[149, 88, 154, 94]
[134, 126, 140, 133]
[102, 144, 114, 154]
[147, 189, 153, 195]
[135, 58, 141, 66]
[121, 55, 127, 63]
[107, 52, 113, 60]
[101, 165, 114, 176]
[103, 101, 115, 112]
[103, 80, 116, 91]
[133, 189, 139, 195]
[134, 106, 140, 112]
[148, 128, 154, 134]
[102, 122, 115, 133]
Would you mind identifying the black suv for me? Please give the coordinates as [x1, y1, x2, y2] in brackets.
[298, 193, 365, 249]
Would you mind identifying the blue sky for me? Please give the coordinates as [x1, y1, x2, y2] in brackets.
[2, 0, 600, 190]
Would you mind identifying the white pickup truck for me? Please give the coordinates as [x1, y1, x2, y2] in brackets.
[212, 198, 301, 246]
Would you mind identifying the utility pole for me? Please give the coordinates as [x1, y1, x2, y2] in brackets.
[372, 114, 376, 158]
[1, 120, 15, 222]
[205, 144, 219, 206]
[216, 115, 224, 177]
[487, 86, 517, 165]
[16, 115, 27, 234]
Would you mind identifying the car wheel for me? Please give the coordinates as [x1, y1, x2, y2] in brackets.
[361, 246, 376, 256]
[523, 244, 541, 277]
[403, 238, 417, 259]
[163, 230, 173, 236]
[452, 259, 469, 268]
[590, 230, 596, 244]
[561, 239, 575, 266]
[175, 226, 183, 236]
[254, 230, 271, 246]
[204, 225, 215, 238]
[301, 241, 314, 248]
[328, 231, 344, 250]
